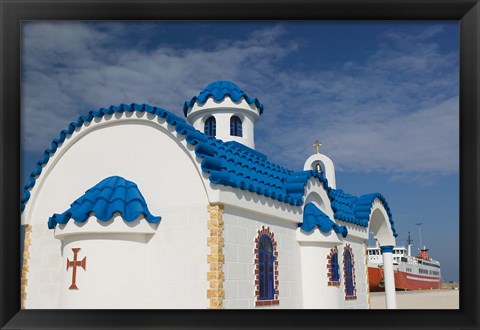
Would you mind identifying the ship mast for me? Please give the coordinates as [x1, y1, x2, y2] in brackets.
[416, 222, 423, 250]
[407, 231, 413, 257]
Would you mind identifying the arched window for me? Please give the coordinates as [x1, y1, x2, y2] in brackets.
[343, 245, 356, 299]
[254, 226, 279, 306]
[258, 234, 274, 300]
[328, 248, 340, 285]
[230, 115, 242, 137]
[204, 116, 216, 137]
[331, 252, 339, 280]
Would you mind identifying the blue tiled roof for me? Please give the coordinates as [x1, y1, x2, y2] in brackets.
[353, 193, 397, 237]
[328, 189, 397, 237]
[22, 103, 396, 237]
[183, 81, 264, 116]
[329, 189, 361, 225]
[48, 176, 161, 229]
[284, 170, 330, 202]
[225, 141, 267, 160]
[301, 202, 348, 238]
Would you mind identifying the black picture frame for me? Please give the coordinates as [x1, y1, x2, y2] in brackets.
[1, 0, 478, 329]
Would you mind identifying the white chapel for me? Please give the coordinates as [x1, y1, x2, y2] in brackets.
[20, 81, 398, 309]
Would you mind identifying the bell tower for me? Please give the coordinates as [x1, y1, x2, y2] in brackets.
[304, 140, 337, 189]
[183, 81, 263, 149]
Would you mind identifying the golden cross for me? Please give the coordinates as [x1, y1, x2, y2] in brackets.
[313, 140, 322, 154]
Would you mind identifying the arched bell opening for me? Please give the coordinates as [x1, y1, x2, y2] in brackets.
[311, 160, 325, 173]
[368, 205, 395, 247]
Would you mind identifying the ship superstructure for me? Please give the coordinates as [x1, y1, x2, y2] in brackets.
[367, 233, 441, 291]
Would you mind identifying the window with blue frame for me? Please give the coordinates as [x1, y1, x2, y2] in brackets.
[344, 249, 355, 296]
[330, 252, 340, 282]
[258, 234, 274, 300]
[230, 115, 242, 137]
[204, 116, 216, 137]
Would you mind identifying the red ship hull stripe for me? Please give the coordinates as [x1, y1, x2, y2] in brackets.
[368, 267, 441, 291]
[405, 275, 441, 282]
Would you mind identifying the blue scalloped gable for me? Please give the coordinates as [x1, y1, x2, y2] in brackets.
[22, 102, 396, 237]
[183, 81, 264, 116]
[353, 193, 397, 237]
[48, 176, 161, 229]
[301, 203, 348, 238]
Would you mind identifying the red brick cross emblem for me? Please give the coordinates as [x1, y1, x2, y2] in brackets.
[66, 248, 86, 290]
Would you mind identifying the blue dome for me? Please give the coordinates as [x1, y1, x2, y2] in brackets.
[183, 80, 264, 116]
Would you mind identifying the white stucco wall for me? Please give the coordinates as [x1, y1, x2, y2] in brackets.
[222, 206, 303, 309]
[59, 233, 149, 309]
[297, 237, 369, 309]
[144, 204, 209, 308]
[298, 242, 342, 308]
[23, 113, 210, 309]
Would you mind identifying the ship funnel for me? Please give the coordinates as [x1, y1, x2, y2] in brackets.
[416, 247, 430, 261]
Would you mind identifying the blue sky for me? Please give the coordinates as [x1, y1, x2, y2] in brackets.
[21, 21, 459, 281]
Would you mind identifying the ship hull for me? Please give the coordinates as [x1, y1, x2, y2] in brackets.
[368, 266, 385, 292]
[368, 267, 441, 291]
[393, 271, 441, 290]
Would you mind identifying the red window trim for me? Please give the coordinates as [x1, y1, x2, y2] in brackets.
[254, 226, 279, 306]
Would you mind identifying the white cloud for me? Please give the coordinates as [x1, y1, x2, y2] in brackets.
[21, 22, 458, 180]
